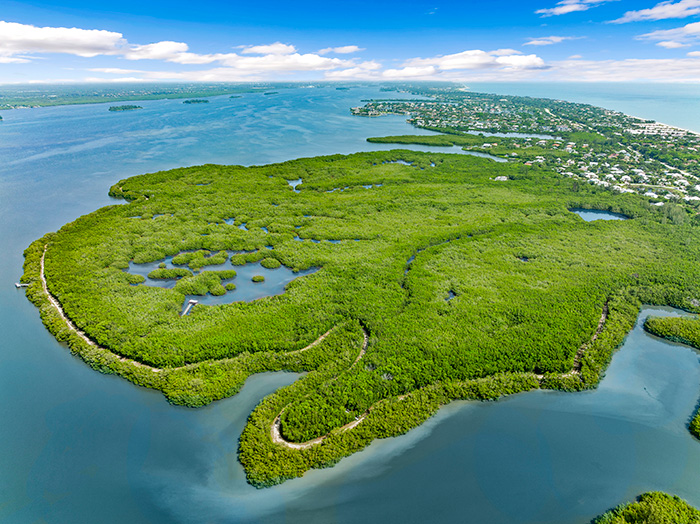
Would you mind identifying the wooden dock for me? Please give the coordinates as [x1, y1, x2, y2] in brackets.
[181, 299, 198, 316]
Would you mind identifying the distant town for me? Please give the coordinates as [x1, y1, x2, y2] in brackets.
[353, 87, 700, 208]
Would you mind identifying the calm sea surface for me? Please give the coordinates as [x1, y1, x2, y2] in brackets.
[469, 82, 700, 133]
[2, 84, 700, 524]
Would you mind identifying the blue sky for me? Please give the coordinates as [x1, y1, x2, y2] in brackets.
[3, 0, 700, 83]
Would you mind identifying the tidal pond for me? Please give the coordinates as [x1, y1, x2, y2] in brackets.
[570, 208, 630, 222]
[127, 253, 318, 310]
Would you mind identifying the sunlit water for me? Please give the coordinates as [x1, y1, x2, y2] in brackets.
[2, 85, 700, 524]
[569, 208, 630, 222]
[127, 253, 319, 312]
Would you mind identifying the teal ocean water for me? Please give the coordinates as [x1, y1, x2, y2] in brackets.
[469, 82, 700, 133]
[2, 84, 700, 524]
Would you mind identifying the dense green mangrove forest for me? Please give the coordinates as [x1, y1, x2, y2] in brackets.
[20, 148, 700, 486]
[592, 492, 700, 524]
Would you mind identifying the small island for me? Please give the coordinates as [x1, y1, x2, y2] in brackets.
[183, 99, 209, 104]
[592, 492, 700, 523]
[108, 105, 142, 112]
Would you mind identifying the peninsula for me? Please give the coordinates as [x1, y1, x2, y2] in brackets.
[19, 89, 700, 491]
[0, 83, 289, 110]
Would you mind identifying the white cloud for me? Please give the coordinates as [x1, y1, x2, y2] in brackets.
[524, 36, 579, 46]
[569, 54, 584, 58]
[216, 53, 350, 71]
[496, 54, 548, 70]
[550, 56, 700, 81]
[325, 51, 700, 83]
[381, 66, 438, 79]
[12, 18, 700, 85]
[325, 49, 546, 81]
[0, 21, 364, 80]
[403, 49, 546, 71]
[124, 41, 189, 61]
[241, 42, 296, 55]
[536, 0, 614, 17]
[612, 0, 700, 23]
[490, 48, 523, 55]
[0, 20, 124, 61]
[87, 67, 144, 74]
[0, 55, 31, 63]
[638, 21, 700, 47]
[318, 45, 364, 55]
[658, 40, 691, 47]
[132, 67, 261, 81]
[83, 76, 148, 83]
[323, 61, 380, 79]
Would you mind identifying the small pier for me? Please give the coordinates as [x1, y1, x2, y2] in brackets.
[181, 299, 198, 316]
[15, 282, 29, 288]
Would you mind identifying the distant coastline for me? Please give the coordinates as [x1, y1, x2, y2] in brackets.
[0, 83, 292, 110]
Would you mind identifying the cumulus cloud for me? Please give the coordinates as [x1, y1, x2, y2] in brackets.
[326, 49, 546, 81]
[216, 52, 348, 71]
[323, 61, 381, 79]
[0, 21, 363, 80]
[381, 66, 438, 79]
[125, 43, 231, 65]
[240, 42, 296, 55]
[638, 21, 700, 47]
[0, 55, 31, 63]
[551, 56, 700, 81]
[0, 20, 124, 61]
[658, 40, 691, 47]
[318, 45, 364, 55]
[536, 0, 613, 17]
[87, 67, 144, 74]
[15, 18, 700, 85]
[325, 49, 700, 83]
[124, 41, 189, 61]
[83, 76, 148, 83]
[612, 0, 700, 23]
[403, 49, 547, 71]
[524, 36, 579, 46]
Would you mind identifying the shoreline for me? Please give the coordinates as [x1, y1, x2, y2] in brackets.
[30, 242, 340, 405]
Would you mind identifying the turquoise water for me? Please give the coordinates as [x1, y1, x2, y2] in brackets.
[469, 82, 700, 133]
[2, 85, 700, 523]
[127, 253, 319, 310]
[570, 208, 629, 222]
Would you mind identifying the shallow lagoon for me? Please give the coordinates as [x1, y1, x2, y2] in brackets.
[570, 208, 630, 222]
[127, 253, 318, 311]
[3, 85, 700, 523]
